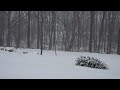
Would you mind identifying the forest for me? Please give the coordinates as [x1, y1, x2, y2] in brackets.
[0, 11, 120, 55]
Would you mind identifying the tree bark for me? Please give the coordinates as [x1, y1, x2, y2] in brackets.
[68, 11, 78, 51]
[27, 11, 31, 48]
[97, 11, 106, 53]
[89, 11, 95, 53]
[16, 11, 21, 48]
[0, 11, 5, 46]
[40, 11, 44, 55]
[7, 11, 11, 47]
[37, 11, 40, 49]
[52, 11, 57, 55]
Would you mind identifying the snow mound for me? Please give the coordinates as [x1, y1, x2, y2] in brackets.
[76, 56, 109, 70]
[0, 47, 17, 52]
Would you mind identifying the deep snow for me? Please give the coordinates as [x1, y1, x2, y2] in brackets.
[0, 47, 120, 79]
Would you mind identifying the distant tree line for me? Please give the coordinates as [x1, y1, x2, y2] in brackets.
[0, 11, 120, 55]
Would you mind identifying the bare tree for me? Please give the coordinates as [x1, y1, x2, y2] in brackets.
[107, 11, 116, 54]
[40, 11, 44, 55]
[16, 11, 21, 48]
[27, 11, 31, 48]
[48, 11, 53, 50]
[0, 11, 5, 46]
[89, 11, 95, 52]
[6, 11, 11, 47]
[37, 11, 40, 49]
[97, 11, 106, 53]
[0, 11, 120, 55]
[68, 11, 78, 51]
[52, 11, 57, 55]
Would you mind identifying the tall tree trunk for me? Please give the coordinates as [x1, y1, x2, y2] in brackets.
[48, 11, 53, 50]
[27, 11, 31, 48]
[37, 11, 40, 49]
[0, 11, 5, 46]
[94, 11, 98, 52]
[7, 11, 11, 47]
[89, 11, 95, 53]
[40, 11, 43, 55]
[77, 11, 81, 52]
[68, 11, 78, 51]
[107, 11, 116, 54]
[97, 11, 106, 53]
[16, 11, 21, 48]
[52, 11, 57, 55]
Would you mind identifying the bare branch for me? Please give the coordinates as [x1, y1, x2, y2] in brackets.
[82, 16, 91, 25]
[8, 12, 28, 32]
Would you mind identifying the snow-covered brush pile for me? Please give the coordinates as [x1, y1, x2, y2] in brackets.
[76, 56, 109, 70]
[0, 47, 16, 52]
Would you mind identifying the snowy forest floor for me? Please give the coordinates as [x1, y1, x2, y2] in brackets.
[0, 47, 120, 79]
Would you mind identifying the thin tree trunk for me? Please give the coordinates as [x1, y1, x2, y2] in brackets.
[48, 12, 53, 50]
[52, 11, 57, 55]
[0, 11, 5, 46]
[77, 11, 81, 52]
[7, 11, 11, 47]
[40, 11, 43, 55]
[27, 11, 31, 48]
[48, 12, 51, 50]
[89, 11, 95, 53]
[107, 11, 116, 54]
[97, 11, 106, 53]
[16, 11, 21, 48]
[37, 11, 40, 49]
[68, 11, 78, 51]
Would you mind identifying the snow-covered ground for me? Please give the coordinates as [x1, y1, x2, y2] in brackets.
[0, 47, 120, 79]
